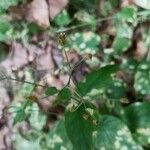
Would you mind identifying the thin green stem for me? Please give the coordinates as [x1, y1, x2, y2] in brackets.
[66, 56, 87, 86]
[63, 46, 72, 70]
[55, 11, 150, 33]
[55, 16, 116, 33]
[0, 77, 46, 88]
[73, 102, 83, 111]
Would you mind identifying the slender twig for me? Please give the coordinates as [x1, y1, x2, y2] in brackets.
[55, 11, 150, 33]
[55, 23, 88, 33]
[61, 45, 74, 86]
[63, 46, 72, 70]
[66, 69, 74, 86]
[0, 77, 46, 88]
[72, 56, 87, 70]
[66, 55, 88, 86]
[55, 16, 116, 33]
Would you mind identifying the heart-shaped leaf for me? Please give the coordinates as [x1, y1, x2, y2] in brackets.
[77, 64, 118, 96]
[94, 115, 143, 150]
[58, 87, 71, 102]
[48, 119, 73, 150]
[67, 31, 101, 54]
[45, 87, 58, 96]
[124, 102, 150, 146]
[134, 61, 150, 95]
[65, 103, 97, 150]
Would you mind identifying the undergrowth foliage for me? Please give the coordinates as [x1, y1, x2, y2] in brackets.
[1, 0, 150, 150]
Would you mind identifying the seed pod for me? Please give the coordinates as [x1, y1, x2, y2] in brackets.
[69, 105, 76, 112]
[92, 119, 99, 125]
[67, 103, 78, 112]
[26, 95, 38, 102]
[58, 32, 67, 46]
[82, 114, 89, 120]
[85, 108, 94, 116]
[84, 53, 92, 60]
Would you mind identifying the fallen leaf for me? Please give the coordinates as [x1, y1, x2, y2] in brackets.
[48, 0, 68, 20]
[2, 42, 28, 72]
[26, 0, 50, 28]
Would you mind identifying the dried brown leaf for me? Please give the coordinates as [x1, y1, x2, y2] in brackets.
[48, 0, 68, 20]
[26, 0, 50, 28]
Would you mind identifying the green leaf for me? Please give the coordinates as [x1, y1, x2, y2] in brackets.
[19, 70, 35, 97]
[0, 18, 11, 41]
[116, 6, 137, 24]
[0, 33, 7, 41]
[0, 18, 11, 33]
[134, 61, 150, 95]
[113, 6, 137, 56]
[124, 102, 150, 146]
[53, 9, 71, 26]
[48, 119, 73, 150]
[106, 78, 127, 100]
[0, 0, 19, 13]
[113, 37, 131, 55]
[29, 103, 46, 130]
[58, 87, 71, 102]
[100, 0, 119, 17]
[13, 109, 26, 125]
[28, 23, 43, 34]
[121, 58, 138, 73]
[65, 103, 96, 150]
[94, 115, 143, 150]
[11, 100, 32, 125]
[116, 24, 133, 39]
[74, 10, 97, 30]
[69, 0, 99, 12]
[15, 134, 40, 150]
[67, 31, 100, 54]
[77, 65, 118, 96]
[45, 87, 58, 96]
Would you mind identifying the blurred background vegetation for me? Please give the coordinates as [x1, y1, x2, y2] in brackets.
[0, 0, 150, 150]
